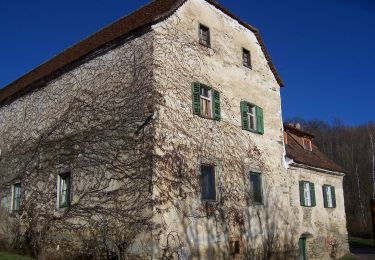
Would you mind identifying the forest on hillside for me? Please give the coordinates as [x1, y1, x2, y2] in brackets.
[286, 118, 375, 238]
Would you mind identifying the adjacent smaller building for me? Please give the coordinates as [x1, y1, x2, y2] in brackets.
[284, 123, 349, 259]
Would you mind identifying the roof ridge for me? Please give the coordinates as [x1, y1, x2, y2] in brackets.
[0, 0, 283, 107]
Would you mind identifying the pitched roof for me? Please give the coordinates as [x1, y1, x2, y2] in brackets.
[0, 0, 283, 107]
[284, 124, 314, 138]
[284, 125, 345, 173]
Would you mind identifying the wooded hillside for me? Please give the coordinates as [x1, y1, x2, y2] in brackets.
[286, 119, 375, 238]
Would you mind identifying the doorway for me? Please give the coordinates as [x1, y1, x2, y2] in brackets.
[298, 237, 307, 260]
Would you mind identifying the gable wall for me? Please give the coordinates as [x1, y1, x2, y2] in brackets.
[151, 0, 290, 258]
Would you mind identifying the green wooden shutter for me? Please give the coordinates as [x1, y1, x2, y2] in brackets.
[240, 101, 249, 130]
[192, 82, 201, 115]
[212, 90, 221, 121]
[332, 186, 336, 208]
[256, 106, 264, 135]
[322, 185, 328, 208]
[299, 181, 305, 206]
[310, 182, 316, 206]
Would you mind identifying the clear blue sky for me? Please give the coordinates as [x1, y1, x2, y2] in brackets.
[0, 0, 374, 125]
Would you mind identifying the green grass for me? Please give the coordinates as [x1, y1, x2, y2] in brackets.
[349, 236, 374, 247]
[338, 253, 356, 260]
[0, 252, 35, 260]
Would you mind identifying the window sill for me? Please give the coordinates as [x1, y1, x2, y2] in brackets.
[243, 128, 261, 135]
[9, 210, 21, 217]
[199, 41, 211, 49]
[248, 202, 264, 208]
[195, 114, 220, 122]
[202, 199, 218, 203]
[301, 205, 315, 208]
[57, 204, 70, 211]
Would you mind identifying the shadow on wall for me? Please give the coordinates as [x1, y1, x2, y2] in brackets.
[152, 158, 299, 260]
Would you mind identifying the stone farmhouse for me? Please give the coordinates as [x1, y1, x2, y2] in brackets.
[0, 0, 348, 259]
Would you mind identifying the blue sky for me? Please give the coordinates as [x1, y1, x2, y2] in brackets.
[0, 0, 374, 125]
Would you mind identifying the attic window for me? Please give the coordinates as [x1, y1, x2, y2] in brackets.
[199, 24, 210, 47]
[242, 48, 251, 68]
[303, 138, 312, 151]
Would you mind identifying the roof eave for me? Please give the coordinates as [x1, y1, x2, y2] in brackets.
[0, 0, 284, 108]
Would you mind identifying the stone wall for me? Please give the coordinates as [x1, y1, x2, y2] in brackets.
[0, 30, 157, 257]
[149, 0, 349, 259]
[150, 0, 292, 258]
[288, 165, 349, 259]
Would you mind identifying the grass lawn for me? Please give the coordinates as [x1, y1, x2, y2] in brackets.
[0, 252, 35, 260]
[339, 253, 356, 260]
[349, 236, 374, 247]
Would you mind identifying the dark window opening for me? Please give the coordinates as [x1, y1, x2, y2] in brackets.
[199, 24, 210, 47]
[59, 172, 71, 208]
[230, 239, 241, 256]
[250, 172, 262, 204]
[12, 183, 21, 211]
[200, 165, 216, 201]
[242, 48, 251, 68]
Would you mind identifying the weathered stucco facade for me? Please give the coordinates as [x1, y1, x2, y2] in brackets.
[0, 0, 348, 259]
[288, 165, 348, 259]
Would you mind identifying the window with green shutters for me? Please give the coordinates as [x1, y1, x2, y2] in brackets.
[240, 101, 264, 134]
[299, 181, 316, 207]
[192, 82, 221, 121]
[323, 185, 336, 208]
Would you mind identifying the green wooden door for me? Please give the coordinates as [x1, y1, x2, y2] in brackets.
[299, 237, 307, 260]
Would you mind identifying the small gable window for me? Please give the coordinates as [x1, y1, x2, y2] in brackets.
[323, 185, 336, 208]
[249, 172, 263, 205]
[200, 165, 217, 201]
[299, 181, 316, 207]
[199, 24, 210, 47]
[240, 101, 264, 134]
[242, 48, 251, 68]
[303, 138, 312, 151]
[11, 183, 21, 212]
[192, 82, 221, 121]
[58, 172, 71, 208]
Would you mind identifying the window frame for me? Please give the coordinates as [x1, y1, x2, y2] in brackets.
[199, 24, 211, 47]
[323, 185, 336, 208]
[249, 172, 263, 205]
[57, 172, 71, 209]
[242, 48, 252, 69]
[240, 101, 264, 135]
[303, 138, 312, 151]
[199, 85, 213, 118]
[11, 183, 21, 212]
[247, 103, 257, 131]
[299, 181, 316, 207]
[200, 164, 217, 202]
[192, 82, 221, 121]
